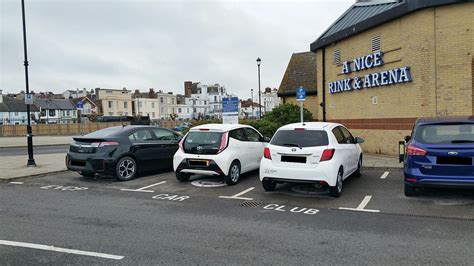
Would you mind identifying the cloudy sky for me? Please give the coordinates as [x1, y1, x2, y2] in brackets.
[1, 0, 352, 98]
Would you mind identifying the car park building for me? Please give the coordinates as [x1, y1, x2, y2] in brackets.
[279, 0, 473, 155]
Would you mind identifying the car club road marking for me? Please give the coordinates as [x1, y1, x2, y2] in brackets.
[40, 185, 88, 191]
[219, 187, 255, 200]
[380, 171, 390, 179]
[263, 204, 319, 215]
[338, 195, 380, 213]
[9, 182, 24, 185]
[0, 239, 124, 260]
[120, 181, 166, 193]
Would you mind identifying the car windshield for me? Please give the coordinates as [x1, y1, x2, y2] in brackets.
[414, 124, 474, 144]
[84, 126, 124, 138]
[270, 130, 329, 147]
[184, 131, 223, 151]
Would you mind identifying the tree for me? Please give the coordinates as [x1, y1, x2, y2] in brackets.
[262, 103, 312, 125]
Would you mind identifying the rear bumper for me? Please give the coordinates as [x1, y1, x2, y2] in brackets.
[405, 171, 474, 188]
[259, 158, 337, 186]
[174, 158, 224, 176]
[66, 153, 116, 174]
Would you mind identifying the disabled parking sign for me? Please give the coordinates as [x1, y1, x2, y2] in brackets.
[296, 87, 306, 101]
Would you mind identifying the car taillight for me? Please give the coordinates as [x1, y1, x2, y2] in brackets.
[406, 145, 427, 156]
[217, 132, 229, 154]
[264, 147, 272, 160]
[320, 149, 335, 162]
[91, 141, 119, 147]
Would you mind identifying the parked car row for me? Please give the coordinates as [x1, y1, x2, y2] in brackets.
[66, 116, 474, 198]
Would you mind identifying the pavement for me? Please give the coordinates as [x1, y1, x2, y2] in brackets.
[0, 153, 67, 180]
[0, 136, 74, 148]
[0, 169, 473, 264]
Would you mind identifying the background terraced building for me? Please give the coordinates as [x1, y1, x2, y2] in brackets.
[280, 0, 473, 155]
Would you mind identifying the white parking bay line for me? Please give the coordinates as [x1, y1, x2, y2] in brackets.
[9, 182, 24, 184]
[380, 171, 390, 179]
[0, 240, 124, 260]
[219, 187, 255, 201]
[120, 181, 166, 193]
[338, 195, 380, 213]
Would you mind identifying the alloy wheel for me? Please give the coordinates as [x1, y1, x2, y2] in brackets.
[119, 159, 135, 179]
[230, 165, 240, 182]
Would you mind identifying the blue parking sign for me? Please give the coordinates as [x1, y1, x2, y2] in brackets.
[296, 87, 306, 101]
[76, 101, 84, 109]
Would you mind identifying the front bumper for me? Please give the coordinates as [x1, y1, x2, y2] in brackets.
[259, 158, 337, 186]
[66, 153, 116, 174]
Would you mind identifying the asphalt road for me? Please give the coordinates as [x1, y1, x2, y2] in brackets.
[0, 145, 69, 156]
[1, 168, 473, 265]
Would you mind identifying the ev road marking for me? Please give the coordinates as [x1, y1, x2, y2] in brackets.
[219, 187, 254, 200]
[120, 181, 166, 193]
[152, 194, 190, 201]
[9, 182, 24, 185]
[338, 195, 380, 213]
[380, 171, 390, 179]
[0, 240, 124, 260]
[40, 185, 88, 191]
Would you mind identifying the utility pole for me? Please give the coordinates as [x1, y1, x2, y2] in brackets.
[21, 0, 36, 167]
[256, 58, 262, 119]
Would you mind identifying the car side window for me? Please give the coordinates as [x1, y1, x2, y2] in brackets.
[332, 127, 345, 144]
[152, 129, 177, 141]
[244, 128, 261, 142]
[128, 129, 154, 142]
[229, 129, 247, 141]
[339, 126, 355, 144]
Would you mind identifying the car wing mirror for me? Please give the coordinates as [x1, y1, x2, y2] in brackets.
[404, 135, 411, 143]
[399, 141, 405, 163]
[355, 137, 364, 144]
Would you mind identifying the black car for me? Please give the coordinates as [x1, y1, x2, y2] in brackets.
[66, 125, 181, 181]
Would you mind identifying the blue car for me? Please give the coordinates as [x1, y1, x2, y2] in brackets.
[400, 116, 474, 196]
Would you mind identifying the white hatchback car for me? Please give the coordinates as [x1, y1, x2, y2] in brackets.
[173, 124, 268, 185]
[259, 122, 364, 197]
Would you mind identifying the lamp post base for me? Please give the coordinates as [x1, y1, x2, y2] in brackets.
[27, 159, 36, 167]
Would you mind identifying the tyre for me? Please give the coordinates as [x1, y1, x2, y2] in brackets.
[115, 156, 137, 181]
[329, 169, 344, 198]
[353, 155, 362, 177]
[175, 172, 190, 182]
[79, 171, 95, 178]
[404, 183, 418, 197]
[262, 179, 277, 191]
[224, 161, 240, 186]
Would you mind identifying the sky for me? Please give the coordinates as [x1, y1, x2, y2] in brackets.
[1, 0, 353, 99]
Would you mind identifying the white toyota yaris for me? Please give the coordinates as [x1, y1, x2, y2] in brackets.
[259, 122, 364, 197]
[174, 124, 268, 185]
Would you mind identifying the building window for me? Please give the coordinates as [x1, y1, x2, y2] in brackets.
[160, 97, 164, 103]
[108, 101, 113, 108]
[204, 100, 207, 105]
[172, 98, 175, 104]
[372, 35, 381, 52]
[193, 108, 197, 113]
[178, 108, 182, 113]
[66, 110, 70, 116]
[334, 48, 341, 65]
[124, 102, 128, 108]
[187, 108, 189, 113]
[14, 112, 19, 116]
[49, 110, 56, 117]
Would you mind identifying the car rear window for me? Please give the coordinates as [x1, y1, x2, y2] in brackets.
[84, 126, 123, 138]
[270, 130, 329, 148]
[184, 131, 223, 154]
[414, 124, 474, 144]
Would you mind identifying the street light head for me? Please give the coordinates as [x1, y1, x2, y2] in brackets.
[256, 57, 261, 66]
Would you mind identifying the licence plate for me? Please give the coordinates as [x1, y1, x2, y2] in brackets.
[281, 156, 306, 163]
[188, 160, 209, 167]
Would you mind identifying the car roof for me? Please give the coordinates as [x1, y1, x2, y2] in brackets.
[416, 116, 474, 126]
[190, 123, 252, 132]
[277, 122, 340, 130]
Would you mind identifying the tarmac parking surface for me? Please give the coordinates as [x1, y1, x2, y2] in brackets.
[1, 168, 473, 264]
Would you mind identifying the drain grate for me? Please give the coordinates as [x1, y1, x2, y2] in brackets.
[240, 201, 265, 208]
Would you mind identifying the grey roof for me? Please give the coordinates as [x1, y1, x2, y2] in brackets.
[0, 100, 40, 112]
[310, 0, 467, 51]
[34, 99, 76, 110]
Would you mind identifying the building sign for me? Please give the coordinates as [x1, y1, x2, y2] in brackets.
[329, 51, 412, 94]
[222, 97, 239, 124]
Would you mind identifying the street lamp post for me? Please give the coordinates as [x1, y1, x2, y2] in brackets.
[21, 0, 36, 167]
[256, 58, 262, 119]
[251, 89, 254, 119]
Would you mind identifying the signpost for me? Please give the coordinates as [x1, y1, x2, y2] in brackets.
[24, 93, 33, 105]
[222, 97, 239, 124]
[76, 101, 84, 134]
[296, 87, 306, 124]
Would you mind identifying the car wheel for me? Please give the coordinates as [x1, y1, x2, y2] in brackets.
[115, 156, 137, 181]
[353, 155, 362, 177]
[404, 183, 418, 197]
[224, 161, 240, 186]
[262, 179, 277, 191]
[78, 171, 95, 178]
[175, 172, 190, 182]
[329, 169, 343, 198]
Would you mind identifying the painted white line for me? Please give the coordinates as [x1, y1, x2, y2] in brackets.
[120, 181, 166, 193]
[356, 195, 373, 210]
[218, 187, 255, 201]
[9, 182, 24, 184]
[380, 171, 390, 179]
[0, 240, 124, 260]
[338, 207, 380, 213]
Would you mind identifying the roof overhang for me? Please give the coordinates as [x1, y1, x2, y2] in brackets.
[310, 0, 466, 52]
